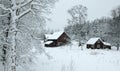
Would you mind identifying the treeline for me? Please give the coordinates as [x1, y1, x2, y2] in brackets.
[65, 5, 120, 46]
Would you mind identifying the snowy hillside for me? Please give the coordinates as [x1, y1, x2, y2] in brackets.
[29, 41, 120, 71]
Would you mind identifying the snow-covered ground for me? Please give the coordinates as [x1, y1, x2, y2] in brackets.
[31, 41, 120, 71]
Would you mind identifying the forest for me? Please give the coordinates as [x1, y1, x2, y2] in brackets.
[65, 5, 120, 47]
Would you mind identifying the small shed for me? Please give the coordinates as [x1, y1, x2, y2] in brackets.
[44, 31, 70, 47]
[86, 37, 111, 49]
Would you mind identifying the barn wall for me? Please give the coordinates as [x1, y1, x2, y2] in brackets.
[45, 32, 70, 47]
[57, 32, 70, 43]
[94, 40, 104, 49]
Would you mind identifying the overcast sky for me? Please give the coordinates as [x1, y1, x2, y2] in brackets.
[46, 0, 120, 30]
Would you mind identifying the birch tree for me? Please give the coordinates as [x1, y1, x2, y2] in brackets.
[0, 0, 57, 71]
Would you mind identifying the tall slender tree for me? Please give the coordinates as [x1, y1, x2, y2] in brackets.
[0, 0, 57, 71]
[68, 5, 87, 25]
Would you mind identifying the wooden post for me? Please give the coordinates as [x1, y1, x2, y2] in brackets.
[117, 43, 119, 51]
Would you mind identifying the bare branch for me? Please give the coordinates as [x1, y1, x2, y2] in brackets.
[19, 0, 34, 8]
[0, 12, 9, 17]
[0, 4, 11, 11]
[17, 8, 31, 19]
[15, 0, 34, 19]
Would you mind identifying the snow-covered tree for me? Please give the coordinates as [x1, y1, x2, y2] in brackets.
[65, 5, 87, 42]
[0, 0, 57, 71]
[110, 5, 120, 50]
[68, 5, 87, 25]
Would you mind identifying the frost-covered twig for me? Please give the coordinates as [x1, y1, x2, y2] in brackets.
[17, 8, 31, 19]
[0, 4, 11, 11]
[19, 0, 34, 8]
[0, 12, 9, 17]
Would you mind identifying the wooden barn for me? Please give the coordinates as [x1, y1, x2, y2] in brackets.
[44, 31, 70, 47]
[86, 37, 111, 49]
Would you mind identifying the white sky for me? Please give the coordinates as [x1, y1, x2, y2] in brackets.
[46, 0, 120, 30]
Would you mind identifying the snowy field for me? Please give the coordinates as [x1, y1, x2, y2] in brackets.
[31, 41, 120, 71]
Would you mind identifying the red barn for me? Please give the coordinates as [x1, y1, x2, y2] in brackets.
[44, 31, 70, 47]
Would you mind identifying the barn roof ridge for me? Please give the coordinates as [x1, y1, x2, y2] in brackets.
[86, 37, 102, 44]
[45, 31, 65, 40]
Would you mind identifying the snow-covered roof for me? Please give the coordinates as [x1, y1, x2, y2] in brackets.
[86, 37, 101, 44]
[45, 41, 53, 45]
[45, 31, 64, 40]
[103, 42, 111, 46]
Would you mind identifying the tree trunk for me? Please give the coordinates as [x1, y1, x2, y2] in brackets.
[117, 44, 119, 51]
[8, 11, 17, 71]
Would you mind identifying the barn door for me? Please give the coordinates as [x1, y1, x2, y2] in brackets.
[97, 44, 101, 49]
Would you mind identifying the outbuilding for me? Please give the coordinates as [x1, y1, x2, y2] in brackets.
[86, 37, 111, 49]
[44, 31, 70, 47]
